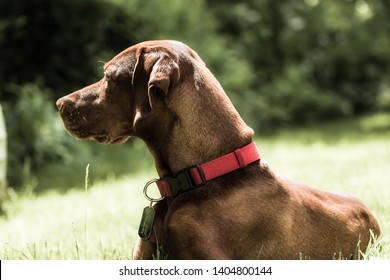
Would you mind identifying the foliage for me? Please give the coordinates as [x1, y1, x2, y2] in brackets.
[0, 0, 389, 190]
[206, 0, 390, 126]
[0, 0, 132, 96]
[2, 84, 79, 190]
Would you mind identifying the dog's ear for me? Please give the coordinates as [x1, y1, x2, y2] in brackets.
[131, 48, 180, 125]
[148, 53, 180, 96]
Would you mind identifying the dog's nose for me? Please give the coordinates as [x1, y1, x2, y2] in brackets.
[56, 97, 65, 110]
[56, 93, 79, 111]
[56, 96, 74, 111]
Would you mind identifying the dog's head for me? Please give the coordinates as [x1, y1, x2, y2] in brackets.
[56, 40, 203, 144]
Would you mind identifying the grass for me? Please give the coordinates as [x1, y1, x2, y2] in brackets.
[0, 112, 389, 259]
[0, 173, 151, 259]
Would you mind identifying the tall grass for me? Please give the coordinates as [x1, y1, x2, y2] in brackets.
[0, 173, 150, 259]
[0, 112, 389, 259]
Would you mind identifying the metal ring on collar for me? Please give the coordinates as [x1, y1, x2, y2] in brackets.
[143, 179, 165, 203]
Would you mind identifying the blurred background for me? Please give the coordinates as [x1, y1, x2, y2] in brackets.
[0, 0, 389, 196]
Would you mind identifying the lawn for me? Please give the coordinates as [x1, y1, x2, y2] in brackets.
[1, 112, 389, 259]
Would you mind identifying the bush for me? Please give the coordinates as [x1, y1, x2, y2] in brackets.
[3, 84, 78, 190]
[0, 0, 134, 99]
[206, 0, 390, 122]
[238, 64, 351, 131]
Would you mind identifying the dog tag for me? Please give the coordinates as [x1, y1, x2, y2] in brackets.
[138, 206, 156, 240]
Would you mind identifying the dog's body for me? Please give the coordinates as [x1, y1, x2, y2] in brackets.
[57, 40, 380, 259]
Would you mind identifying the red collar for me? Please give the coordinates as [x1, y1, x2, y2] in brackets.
[156, 142, 260, 197]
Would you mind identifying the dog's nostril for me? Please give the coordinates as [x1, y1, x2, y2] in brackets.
[56, 98, 66, 110]
[56, 94, 79, 111]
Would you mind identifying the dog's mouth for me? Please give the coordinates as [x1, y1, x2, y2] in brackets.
[63, 124, 128, 144]
[93, 135, 129, 144]
[72, 133, 129, 144]
[94, 136, 109, 143]
[59, 111, 130, 144]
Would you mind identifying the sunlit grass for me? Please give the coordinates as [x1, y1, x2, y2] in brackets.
[0, 112, 389, 259]
[0, 172, 153, 259]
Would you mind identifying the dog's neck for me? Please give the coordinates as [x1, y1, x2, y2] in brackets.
[140, 66, 254, 178]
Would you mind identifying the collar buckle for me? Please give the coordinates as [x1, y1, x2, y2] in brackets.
[166, 164, 206, 197]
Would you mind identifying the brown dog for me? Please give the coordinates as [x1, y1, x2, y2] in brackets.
[56, 40, 380, 259]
